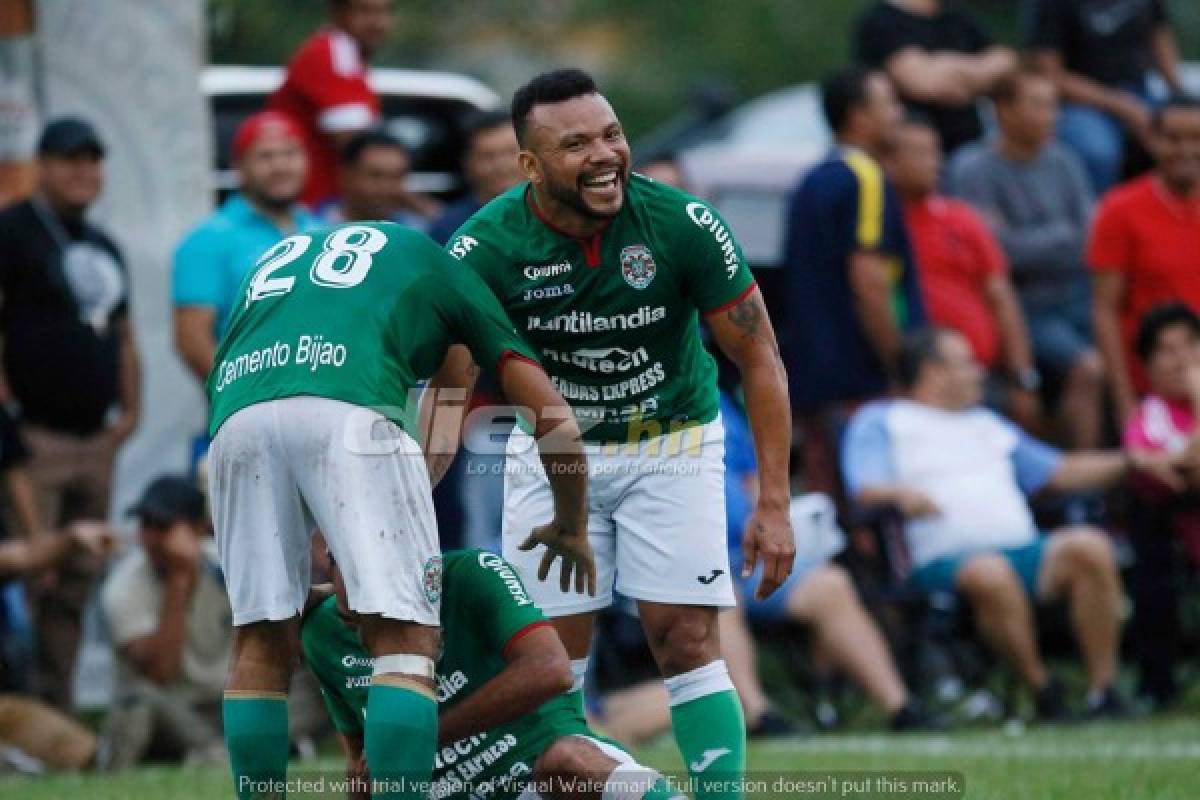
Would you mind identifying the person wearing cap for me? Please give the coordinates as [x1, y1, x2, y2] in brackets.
[0, 114, 140, 710]
[269, 0, 394, 207]
[172, 111, 320, 384]
[98, 475, 232, 770]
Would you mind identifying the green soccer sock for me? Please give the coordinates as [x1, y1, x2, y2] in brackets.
[223, 691, 290, 800]
[365, 678, 438, 799]
[665, 661, 747, 800]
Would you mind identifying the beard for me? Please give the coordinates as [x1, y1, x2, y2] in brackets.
[543, 167, 627, 220]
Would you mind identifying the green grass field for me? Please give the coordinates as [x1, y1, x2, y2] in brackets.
[3, 716, 1197, 800]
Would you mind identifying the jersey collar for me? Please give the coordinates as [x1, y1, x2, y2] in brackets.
[525, 186, 610, 267]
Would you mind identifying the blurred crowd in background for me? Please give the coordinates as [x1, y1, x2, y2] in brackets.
[1, 0, 1200, 777]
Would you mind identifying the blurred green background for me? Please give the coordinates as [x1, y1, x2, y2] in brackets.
[208, 0, 1200, 137]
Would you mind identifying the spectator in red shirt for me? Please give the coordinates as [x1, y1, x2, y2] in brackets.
[269, 0, 394, 207]
[1089, 94, 1200, 425]
[884, 116, 1039, 430]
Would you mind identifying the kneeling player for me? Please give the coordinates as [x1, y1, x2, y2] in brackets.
[303, 549, 683, 800]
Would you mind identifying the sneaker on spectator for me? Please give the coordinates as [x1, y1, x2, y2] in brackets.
[1034, 677, 1074, 724]
[748, 709, 803, 739]
[1084, 686, 1134, 721]
[890, 698, 947, 732]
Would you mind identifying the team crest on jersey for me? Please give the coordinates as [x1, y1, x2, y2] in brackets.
[620, 244, 657, 290]
[423, 556, 443, 605]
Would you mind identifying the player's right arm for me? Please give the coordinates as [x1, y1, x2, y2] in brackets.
[430, 265, 594, 595]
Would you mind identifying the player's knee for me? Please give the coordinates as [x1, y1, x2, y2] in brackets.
[654, 615, 716, 675]
[232, 620, 299, 681]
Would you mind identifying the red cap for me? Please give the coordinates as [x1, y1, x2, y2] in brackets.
[232, 111, 304, 161]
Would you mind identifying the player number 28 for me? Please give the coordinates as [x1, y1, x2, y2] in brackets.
[246, 225, 388, 306]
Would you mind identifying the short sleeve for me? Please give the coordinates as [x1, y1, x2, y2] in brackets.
[996, 414, 1063, 494]
[460, 553, 549, 655]
[433, 265, 539, 380]
[841, 403, 897, 494]
[1086, 193, 1133, 273]
[1024, 0, 1067, 50]
[289, 35, 376, 133]
[101, 560, 158, 647]
[0, 408, 29, 472]
[678, 199, 756, 314]
[173, 226, 227, 309]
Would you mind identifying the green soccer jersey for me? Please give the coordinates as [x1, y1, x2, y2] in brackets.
[446, 174, 756, 443]
[206, 222, 536, 438]
[301, 550, 598, 800]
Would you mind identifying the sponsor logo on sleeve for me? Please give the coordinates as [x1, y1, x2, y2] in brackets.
[685, 202, 740, 280]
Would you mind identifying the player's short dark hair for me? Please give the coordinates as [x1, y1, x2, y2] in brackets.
[340, 130, 407, 167]
[463, 109, 514, 147]
[821, 65, 877, 135]
[1135, 302, 1200, 362]
[897, 327, 952, 389]
[511, 68, 598, 147]
[1152, 94, 1200, 131]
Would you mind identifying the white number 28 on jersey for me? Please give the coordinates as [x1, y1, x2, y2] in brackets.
[246, 225, 388, 307]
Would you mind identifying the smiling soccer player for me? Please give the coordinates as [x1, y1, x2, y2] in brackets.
[437, 69, 795, 799]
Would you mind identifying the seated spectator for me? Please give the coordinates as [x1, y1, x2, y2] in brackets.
[855, 0, 1017, 153]
[783, 66, 923, 498]
[99, 476, 231, 769]
[1123, 302, 1200, 708]
[172, 111, 319, 383]
[1026, 0, 1184, 191]
[723, 395, 934, 731]
[1089, 95, 1200, 426]
[320, 130, 438, 230]
[0, 519, 113, 774]
[950, 66, 1103, 449]
[843, 328, 1177, 720]
[885, 115, 1040, 430]
[428, 110, 521, 245]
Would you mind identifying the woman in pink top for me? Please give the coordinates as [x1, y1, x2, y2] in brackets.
[1123, 301, 1200, 707]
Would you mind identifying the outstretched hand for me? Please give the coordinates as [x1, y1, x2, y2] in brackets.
[519, 519, 597, 597]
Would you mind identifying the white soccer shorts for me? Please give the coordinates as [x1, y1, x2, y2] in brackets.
[209, 396, 441, 627]
[502, 417, 735, 617]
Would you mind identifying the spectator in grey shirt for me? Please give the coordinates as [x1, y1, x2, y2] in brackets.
[949, 65, 1104, 451]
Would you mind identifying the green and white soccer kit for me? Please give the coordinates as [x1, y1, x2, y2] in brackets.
[302, 550, 637, 800]
[207, 222, 537, 627]
[447, 174, 756, 615]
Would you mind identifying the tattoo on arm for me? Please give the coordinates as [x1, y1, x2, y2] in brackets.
[727, 295, 763, 337]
